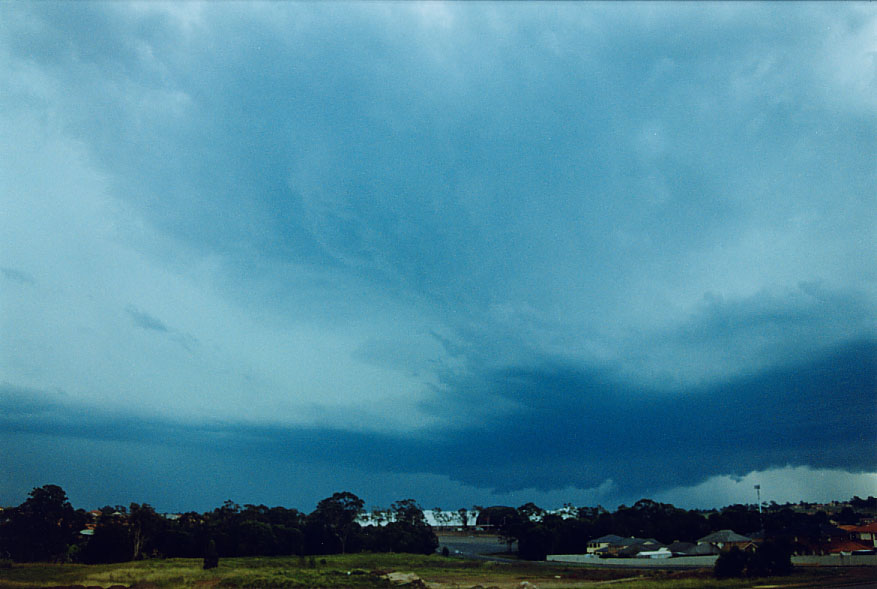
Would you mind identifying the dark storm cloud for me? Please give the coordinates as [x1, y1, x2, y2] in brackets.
[2, 2, 875, 509]
[2, 339, 873, 505]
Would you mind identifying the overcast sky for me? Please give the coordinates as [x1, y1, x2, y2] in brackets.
[1, 2, 875, 513]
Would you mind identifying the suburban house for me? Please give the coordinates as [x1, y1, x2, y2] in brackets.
[616, 539, 663, 557]
[666, 540, 719, 556]
[586, 535, 662, 557]
[697, 529, 756, 552]
[635, 546, 673, 559]
[845, 522, 877, 548]
[819, 539, 873, 555]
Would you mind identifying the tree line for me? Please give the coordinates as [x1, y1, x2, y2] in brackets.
[477, 498, 874, 561]
[1, 485, 872, 566]
[0, 486, 437, 563]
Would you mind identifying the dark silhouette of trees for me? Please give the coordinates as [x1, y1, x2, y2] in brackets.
[0, 484, 82, 562]
[309, 491, 364, 554]
[611, 499, 710, 543]
[714, 546, 749, 578]
[517, 502, 544, 522]
[129, 503, 165, 560]
[358, 498, 437, 555]
[387, 499, 437, 555]
[81, 517, 133, 563]
[0, 484, 865, 569]
[714, 541, 792, 578]
[391, 499, 428, 526]
[203, 539, 218, 569]
[456, 507, 469, 530]
[517, 524, 553, 560]
[707, 504, 761, 536]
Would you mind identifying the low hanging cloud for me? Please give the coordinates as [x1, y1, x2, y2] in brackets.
[1, 337, 873, 510]
[654, 467, 877, 510]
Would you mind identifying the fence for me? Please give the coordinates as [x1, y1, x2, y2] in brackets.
[546, 553, 877, 568]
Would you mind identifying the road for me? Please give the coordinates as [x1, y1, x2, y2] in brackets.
[437, 534, 515, 561]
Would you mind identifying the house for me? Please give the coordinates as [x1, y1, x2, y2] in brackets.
[846, 522, 877, 547]
[587, 534, 625, 554]
[823, 539, 872, 555]
[616, 539, 662, 557]
[666, 540, 719, 556]
[635, 546, 673, 559]
[697, 529, 756, 552]
[586, 535, 660, 557]
[779, 522, 852, 555]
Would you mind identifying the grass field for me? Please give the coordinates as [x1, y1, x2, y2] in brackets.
[0, 553, 872, 589]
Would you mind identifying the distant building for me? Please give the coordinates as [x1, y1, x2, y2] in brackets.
[586, 535, 661, 557]
[697, 530, 756, 552]
[822, 539, 872, 555]
[666, 540, 719, 556]
[635, 546, 672, 559]
[846, 522, 877, 547]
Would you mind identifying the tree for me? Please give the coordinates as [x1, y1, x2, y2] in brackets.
[236, 520, 278, 556]
[713, 542, 792, 579]
[81, 518, 133, 563]
[517, 502, 544, 523]
[478, 506, 524, 553]
[129, 503, 164, 560]
[203, 539, 219, 569]
[714, 547, 748, 579]
[834, 507, 859, 526]
[0, 485, 80, 562]
[747, 540, 793, 577]
[431, 507, 450, 528]
[518, 525, 553, 561]
[552, 518, 593, 555]
[457, 507, 469, 530]
[391, 499, 427, 526]
[370, 507, 389, 527]
[384, 521, 438, 555]
[311, 492, 364, 554]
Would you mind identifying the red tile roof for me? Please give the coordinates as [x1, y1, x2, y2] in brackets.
[826, 540, 871, 553]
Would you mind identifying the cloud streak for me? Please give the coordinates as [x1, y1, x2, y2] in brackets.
[126, 306, 170, 333]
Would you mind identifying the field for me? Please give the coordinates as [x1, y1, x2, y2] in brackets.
[1, 554, 874, 589]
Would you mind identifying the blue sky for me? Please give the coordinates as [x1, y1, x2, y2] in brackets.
[1, 2, 875, 513]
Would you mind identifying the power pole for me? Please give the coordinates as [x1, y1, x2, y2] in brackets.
[754, 484, 763, 531]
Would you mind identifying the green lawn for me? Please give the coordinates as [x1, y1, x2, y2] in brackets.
[0, 554, 868, 589]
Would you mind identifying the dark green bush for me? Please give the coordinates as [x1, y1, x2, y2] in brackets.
[714, 541, 793, 579]
[203, 539, 219, 570]
[714, 547, 748, 578]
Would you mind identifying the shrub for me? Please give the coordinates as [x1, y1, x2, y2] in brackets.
[713, 542, 793, 579]
[203, 539, 219, 570]
[714, 547, 748, 578]
[748, 540, 793, 577]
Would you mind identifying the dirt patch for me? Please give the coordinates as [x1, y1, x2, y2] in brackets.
[385, 571, 428, 587]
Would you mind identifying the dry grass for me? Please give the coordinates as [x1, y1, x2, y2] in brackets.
[0, 554, 868, 589]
